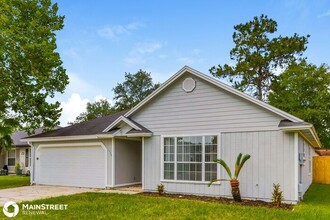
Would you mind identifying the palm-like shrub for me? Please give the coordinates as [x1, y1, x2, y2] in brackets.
[208, 153, 251, 202]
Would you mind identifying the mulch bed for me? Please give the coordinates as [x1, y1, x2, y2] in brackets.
[140, 192, 294, 210]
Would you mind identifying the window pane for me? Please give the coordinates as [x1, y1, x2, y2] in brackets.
[164, 163, 174, 180]
[8, 158, 15, 166]
[164, 137, 174, 162]
[205, 136, 217, 162]
[177, 163, 202, 181]
[205, 163, 217, 181]
[205, 136, 217, 145]
[8, 150, 15, 158]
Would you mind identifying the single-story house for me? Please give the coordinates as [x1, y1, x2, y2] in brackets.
[0, 128, 44, 174]
[23, 66, 321, 203]
[0, 127, 61, 174]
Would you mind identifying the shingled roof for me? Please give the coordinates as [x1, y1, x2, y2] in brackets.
[27, 110, 129, 138]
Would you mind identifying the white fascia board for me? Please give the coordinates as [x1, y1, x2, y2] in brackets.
[21, 135, 101, 142]
[279, 125, 313, 131]
[103, 116, 142, 132]
[124, 66, 303, 123]
[124, 133, 152, 137]
[103, 116, 124, 132]
[281, 125, 322, 148]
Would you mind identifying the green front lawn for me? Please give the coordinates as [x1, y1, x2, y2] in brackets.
[6, 184, 330, 219]
[0, 175, 30, 189]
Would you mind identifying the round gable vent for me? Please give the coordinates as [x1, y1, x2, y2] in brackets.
[182, 77, 196, 93]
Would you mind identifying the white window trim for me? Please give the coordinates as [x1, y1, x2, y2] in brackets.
[160, 133, 221, 184]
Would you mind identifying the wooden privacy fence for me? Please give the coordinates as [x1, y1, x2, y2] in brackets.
[313, 156, 330, 184]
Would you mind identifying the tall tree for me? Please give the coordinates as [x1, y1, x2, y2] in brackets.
[269, 61, 330, 148]
[0, 111, 18, 153]
[113, 70, 160, 111]
[69, 99, 115, 125]
[0, 0, 68, 135]
[210, 14, 309, 101]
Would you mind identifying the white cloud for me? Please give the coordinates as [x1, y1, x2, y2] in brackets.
[124, 41, 164, 65]
[318, 10, 330, 18]
[66, 71, 97, 95]
[192, 49, 200, 55]
[97, 22, 144, 40]
[176, 49, 204, 65]
[176, 57, 195, 65]
[158, 54, 167, 59]
[147, 70, 174, 84]
[59, 93, 89, 125]
[124, 56, 146, 65]
[135, 42, 163, 54]
[63, 48, 79, 59]
[94, 94, 112, 105]
[126, 22, 144, 30]
[59, 94, 113, 126]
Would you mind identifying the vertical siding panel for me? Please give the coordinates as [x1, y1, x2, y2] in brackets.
[151, 131, 298, 202]
[278, 132, 284, 194]
[252, 132, 259, 198]
[269, 131, 277, 198]
[282, 132, 287, 199]
[258, 132, 265, 199]
[241, 132, 247, 197]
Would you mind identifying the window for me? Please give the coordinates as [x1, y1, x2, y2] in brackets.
[205, 136, 218, 181]
[25, 149, 29, 167]
[164, 137, 175, 180]
[177, 136, 202, 181]
[163, 135, 218, 182]
[8, 150, 15, 166]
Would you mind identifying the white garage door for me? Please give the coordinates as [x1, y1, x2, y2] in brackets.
[35, 146, 106, 188]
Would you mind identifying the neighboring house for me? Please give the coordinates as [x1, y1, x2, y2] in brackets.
[24, 66, 321, 203]
[0, 128, 60, 174]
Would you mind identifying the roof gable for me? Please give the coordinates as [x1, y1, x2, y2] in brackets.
[125, 66, 303, 123]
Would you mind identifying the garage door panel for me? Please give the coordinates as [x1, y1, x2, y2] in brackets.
[36, 146, 105, 188]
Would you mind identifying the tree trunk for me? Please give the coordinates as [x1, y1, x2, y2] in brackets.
[230, 179, 242, 202]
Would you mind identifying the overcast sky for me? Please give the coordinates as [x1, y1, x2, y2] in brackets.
[53, 0, 330, 126]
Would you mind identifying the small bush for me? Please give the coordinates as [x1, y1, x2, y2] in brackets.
[157, 183, 165, 195]
[272, 183, 284, 207]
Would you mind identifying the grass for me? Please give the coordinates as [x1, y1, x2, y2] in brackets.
[0, 175, 30, 189]
[2, 184, 329, 219]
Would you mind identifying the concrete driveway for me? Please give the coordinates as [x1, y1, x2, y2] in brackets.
[0, 185, 97, 206]
[0, 185, 140, 206]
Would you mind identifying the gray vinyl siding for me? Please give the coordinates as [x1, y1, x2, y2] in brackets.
[143, 136, 161, 190]
[132, 72, 284, 135]
[136, 72, 299, 202]
[298, 135, 317, 197]
[143, 131, 296, 202]
[115, 139, 142, 185]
